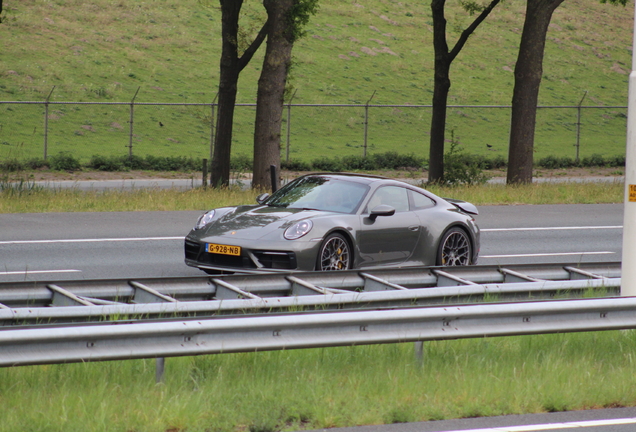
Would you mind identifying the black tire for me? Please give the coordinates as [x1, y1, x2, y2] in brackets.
[436, 227, 472, 266]
[317, 233, 352, 271]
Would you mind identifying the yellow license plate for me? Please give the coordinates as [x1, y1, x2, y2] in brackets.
[206, 243, 241, 256]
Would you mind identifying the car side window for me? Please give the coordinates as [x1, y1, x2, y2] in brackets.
[366, 186, 410, 213]
[410, 190, 436, 210]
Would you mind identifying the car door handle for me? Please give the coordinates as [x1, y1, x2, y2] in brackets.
[408, 225, 419, 231]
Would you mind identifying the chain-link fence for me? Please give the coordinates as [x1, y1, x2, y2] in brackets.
[0, 98, 627, 164]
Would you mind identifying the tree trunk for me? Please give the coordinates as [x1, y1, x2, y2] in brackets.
[211, 0, 268, 188]
[428, 0, 450, 184]
[428, 0, 500, 184]
[252, 0, 294, 190]
[211, 0, 243, 188]
[507, 0, 564, 184]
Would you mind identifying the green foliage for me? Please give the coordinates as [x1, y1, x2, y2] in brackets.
[442, 136, 489, 186]
[49, 152, 81, 171]
[535, 154, 626, 169]
[311, 156, 344, 172]
[86, 155, 201, 171]
[287, 0, 320, 42]
[89, 155, 128, 171]
[536, 155, 577, 169]
[230, 154, 253, 171]
[281, 159, 312, 171]
[371, 152, 424, 170]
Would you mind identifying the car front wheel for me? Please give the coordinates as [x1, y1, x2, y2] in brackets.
[437, 227, 472, 266]
[317, 233, 351, 271]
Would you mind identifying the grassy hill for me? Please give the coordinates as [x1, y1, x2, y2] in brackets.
[0, 0, 632, 165]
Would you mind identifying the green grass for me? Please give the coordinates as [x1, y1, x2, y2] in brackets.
[0, 180, 624, 213]
[0, 0, 632, 164]
[1, 331, 636, 431]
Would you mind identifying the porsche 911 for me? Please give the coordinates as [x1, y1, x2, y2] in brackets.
[184, 173, 479, 274]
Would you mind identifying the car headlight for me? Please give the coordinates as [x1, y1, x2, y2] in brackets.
[195, 210, 216, 230]
[284, 220, 313, 240]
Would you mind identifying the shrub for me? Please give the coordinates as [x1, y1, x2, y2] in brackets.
[123, 155, 148, 170]
[442, 140, 489, 186]
[281, 159, 312, 171]
[372, 151, 424, 169]
[606, 155, 626, 167]
[580, 154, 606, 167]
[311, 157, 343, 172]
[88, 155, 127, 171]
[537, 156, 576, 169]
[341, 154, 378, 170]
[1, 158, 24, 172]
[25, 158, 49, 170]
[49, 152, 81, 171]
[230, 155, 253, 171]
[144, 155, 198, 171]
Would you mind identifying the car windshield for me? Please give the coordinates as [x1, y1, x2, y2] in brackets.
[266, 176, 369, 214]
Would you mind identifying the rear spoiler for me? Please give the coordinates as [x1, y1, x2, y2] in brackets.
[444, 198, 479, 216]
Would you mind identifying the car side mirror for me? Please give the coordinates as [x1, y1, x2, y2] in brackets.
[256, 193, 270, 204]
[368, 204, 395, 221]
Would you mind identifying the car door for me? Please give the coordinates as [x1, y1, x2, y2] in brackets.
[356, 185, 421, 267]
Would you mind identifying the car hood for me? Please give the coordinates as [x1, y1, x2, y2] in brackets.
[198, 205, 328, 240]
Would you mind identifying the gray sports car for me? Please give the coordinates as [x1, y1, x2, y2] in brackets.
[184, 173, 479, 274]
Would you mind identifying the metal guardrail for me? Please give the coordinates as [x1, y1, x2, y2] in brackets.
[2, 296, 636, 367]
[0, 262, 621, 325]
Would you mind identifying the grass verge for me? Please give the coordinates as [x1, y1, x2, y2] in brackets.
[1, 331, 635, 432]
[0, 179, 624, 213]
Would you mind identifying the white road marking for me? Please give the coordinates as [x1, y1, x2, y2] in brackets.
[481, 252, 615, 258]
[482, 226, 622, 232]
[448, 416, 636, 431]
[0, 237, 184, 245]
[0, 269, 82, 276]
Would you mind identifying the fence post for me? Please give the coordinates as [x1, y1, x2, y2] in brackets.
[575, 91, 587, 164]
[128, 86, 140, 160]
[363, 91, 376, 158]
[286, 89, 297, 163]
[43, 86, 55, 161]
[202, 158, 208, 189]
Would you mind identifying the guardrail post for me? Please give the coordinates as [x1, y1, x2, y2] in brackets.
[43, 86, 55, 161]
[414, 341, 424, 367]
[128, 86, 140, 161]
[156, 357, 165, 383]
[363, 91, 376, 158]
[285, 89, 297, 163]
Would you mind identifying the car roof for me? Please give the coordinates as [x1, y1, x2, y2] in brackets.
[299, 172, 390, 185]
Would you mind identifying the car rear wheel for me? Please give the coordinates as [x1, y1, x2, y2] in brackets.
[317, 233, 351, 271]
[437, 227, 472, 266]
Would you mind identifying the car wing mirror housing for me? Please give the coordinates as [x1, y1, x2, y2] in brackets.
[256, 193, 270, 204]
[369, 204, 396, 221]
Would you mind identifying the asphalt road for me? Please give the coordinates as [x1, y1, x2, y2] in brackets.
[303, 407, 636, 432]
[0, 203, 624, 282]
